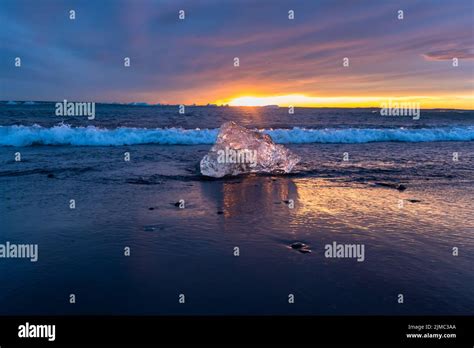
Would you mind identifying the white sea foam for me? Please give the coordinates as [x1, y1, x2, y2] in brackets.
[128, 102, 150, 106]
[0, 124, 473, 146]
[266, 126, 474, 144]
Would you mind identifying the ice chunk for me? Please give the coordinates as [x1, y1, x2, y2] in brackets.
[200, 121, 300, 178]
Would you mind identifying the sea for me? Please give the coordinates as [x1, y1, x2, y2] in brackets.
[1, 101, 473, 315]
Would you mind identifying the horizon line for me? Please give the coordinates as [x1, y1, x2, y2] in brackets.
[2, 100, 473, 111]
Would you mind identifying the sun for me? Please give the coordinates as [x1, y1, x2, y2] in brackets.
[229, 96, 275, 106]
[228, 94, 310, 107]
[226, 94, 388, 107]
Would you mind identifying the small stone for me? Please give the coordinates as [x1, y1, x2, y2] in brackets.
[374, 182, 407, 191]
[291, 242, 307, 250]
[407, 199, 421, 203]
[397, 184, 407, 191]
[217, 211, 224, 214]
[173, 202, 181, 207]
[148, 207, 155, 210]
[290, 242, 312, 253]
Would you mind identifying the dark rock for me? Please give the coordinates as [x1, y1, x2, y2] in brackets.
[407, 199, 421, 203]
[148, 207, 155, 210]
[173, 202, 181, 207]
[217, 211, 224, 215]
[291, 242, 308, 250]
[374, 182, 407, 191]
[290, 242, 312, 254]
[397, 184, 407, 191]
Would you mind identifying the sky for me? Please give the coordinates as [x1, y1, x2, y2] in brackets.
[1, 0, 473, 108]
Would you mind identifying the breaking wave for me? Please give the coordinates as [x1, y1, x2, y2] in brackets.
[1, 124, 473, 146]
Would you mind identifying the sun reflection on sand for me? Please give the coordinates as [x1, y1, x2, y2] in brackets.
[287, 178, 474, 239]
[220, 176, 298, 218]
[211, 176, 473, 243]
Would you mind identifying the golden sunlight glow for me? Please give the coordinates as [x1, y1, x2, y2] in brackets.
[225, 94, 473, 109]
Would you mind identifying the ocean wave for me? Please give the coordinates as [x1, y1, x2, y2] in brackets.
[266, 126, 474, 144]
[0, 124, 218, 146]
[0, 124, 473, 146]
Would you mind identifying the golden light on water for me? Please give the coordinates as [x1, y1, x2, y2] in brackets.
[226, 94, 473, 109]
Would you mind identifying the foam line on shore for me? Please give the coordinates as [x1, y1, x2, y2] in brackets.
[1, 124, 473, 146]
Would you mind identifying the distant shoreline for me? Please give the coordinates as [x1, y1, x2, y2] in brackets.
[1, 101, 473, 112]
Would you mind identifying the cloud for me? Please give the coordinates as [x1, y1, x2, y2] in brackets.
[0, 0, 473, 104]
[423, 49, 474, 61]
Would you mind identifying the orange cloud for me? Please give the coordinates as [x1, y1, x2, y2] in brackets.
[423, 49, 474, 61]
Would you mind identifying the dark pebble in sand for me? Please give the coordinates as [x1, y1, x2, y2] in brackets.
[290, 242, 312, 253]
[148, 207, 155, 210]
[291, 242, 307, 250]
[47, 173, 54, 178]
[397, 184, 407, 191]
[217, 211, 224, 214]
[407, 199, 422, 203]
[375, 182, 407, 191]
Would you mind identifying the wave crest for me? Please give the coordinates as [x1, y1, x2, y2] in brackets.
[0, 124, 473, 146]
